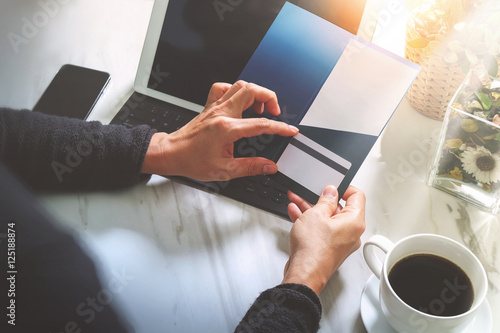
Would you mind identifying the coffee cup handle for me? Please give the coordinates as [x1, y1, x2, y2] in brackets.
[363, 235, 394, 279]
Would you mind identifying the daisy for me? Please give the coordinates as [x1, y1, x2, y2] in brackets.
[461, 146, 500, 184]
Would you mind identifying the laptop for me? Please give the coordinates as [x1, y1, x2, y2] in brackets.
[110, 0, 383, 219]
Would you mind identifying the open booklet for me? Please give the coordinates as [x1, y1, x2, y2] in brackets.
[236, 2, 421, 203]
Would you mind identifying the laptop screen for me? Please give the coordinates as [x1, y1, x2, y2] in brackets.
[147, 0, 368, 106]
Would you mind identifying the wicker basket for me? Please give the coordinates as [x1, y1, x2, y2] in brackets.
[405, 17, 500, 121]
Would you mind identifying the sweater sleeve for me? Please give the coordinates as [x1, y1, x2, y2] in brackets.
[235, 283, 322, 333]
[0, 108, 156, 191]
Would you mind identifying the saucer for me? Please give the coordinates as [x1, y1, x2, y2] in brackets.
[360, 275, 492, 333]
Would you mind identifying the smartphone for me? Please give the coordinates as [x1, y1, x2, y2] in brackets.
[33, 64, 110, 120]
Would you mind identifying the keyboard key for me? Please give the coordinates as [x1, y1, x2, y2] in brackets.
[247, 176, 259, 183]
[245, 184, 257, 194]
[259, 190, 270, 199]
[261, 177, 273, 187]
[129, 111, 147, 121]
[274, 185, 287, 194]
[123, 118, 142, 128]
[271, 191, 286, 204]
[137, 101, 154, 112]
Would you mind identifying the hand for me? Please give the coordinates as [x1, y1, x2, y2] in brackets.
[141, 81, 298, 181]
[281, 185, 366, 295]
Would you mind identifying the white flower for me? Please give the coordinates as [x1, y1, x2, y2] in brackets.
[461, 146, 500, 184]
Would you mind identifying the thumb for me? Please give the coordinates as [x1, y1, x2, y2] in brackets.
[315, 186, 339, 216]
[228, 157, 278, 178]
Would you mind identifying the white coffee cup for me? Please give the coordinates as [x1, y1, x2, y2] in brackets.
[363, 234, 487, 333]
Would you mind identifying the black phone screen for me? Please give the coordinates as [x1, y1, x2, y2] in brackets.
[33, 64, 110, 120]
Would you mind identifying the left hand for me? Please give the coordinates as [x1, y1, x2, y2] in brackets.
[141, 81, 298, 181]
[282, 186, 366, 295]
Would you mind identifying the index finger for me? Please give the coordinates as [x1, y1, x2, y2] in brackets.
[287, 190, 313, 213]
[222, 82, 281, 118]
[205, 82, 232, 106]
[341, 186, 366, 214]
[227, 118, 298, 142]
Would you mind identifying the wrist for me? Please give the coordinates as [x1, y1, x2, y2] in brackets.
[141, 132, 170, 175]
[281, 257, 328, 296]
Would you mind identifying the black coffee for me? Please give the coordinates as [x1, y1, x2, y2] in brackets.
[388, 254, 474, 316]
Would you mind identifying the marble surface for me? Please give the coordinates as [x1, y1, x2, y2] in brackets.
[1, 1, 499, 332]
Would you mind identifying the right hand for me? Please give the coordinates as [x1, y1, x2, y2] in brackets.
[281, 185, 366, 295]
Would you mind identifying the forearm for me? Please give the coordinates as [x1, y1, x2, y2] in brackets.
[235, 284, 322, 333]
[281, 259, 329, 296]
[0, 108, 155, 191]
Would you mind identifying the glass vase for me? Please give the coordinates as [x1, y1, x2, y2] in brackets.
[428, 70, 500, 213]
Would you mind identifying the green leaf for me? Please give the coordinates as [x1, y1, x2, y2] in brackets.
[493, 99, 500, 110]
[485, 138, 500, 153]
[476, 92, 493, 110]
[495, 132, 500, 141]
[461, 119, 479, 132]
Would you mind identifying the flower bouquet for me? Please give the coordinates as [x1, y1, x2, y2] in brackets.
[428, 70, 500, 213]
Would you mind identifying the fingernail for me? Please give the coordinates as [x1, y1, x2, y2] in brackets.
[289, 125, 299, 132]
[322, 185, 337, 199]
[263, 164, 278, 174]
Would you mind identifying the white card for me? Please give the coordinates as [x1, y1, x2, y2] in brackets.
[277, 133, 352, 196]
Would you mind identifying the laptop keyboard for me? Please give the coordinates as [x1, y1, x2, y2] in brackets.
[113, 99, 194, 131]
[110, 93, 290, 219]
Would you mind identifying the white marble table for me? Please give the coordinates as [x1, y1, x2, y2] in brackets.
[1, 1, 499, 332]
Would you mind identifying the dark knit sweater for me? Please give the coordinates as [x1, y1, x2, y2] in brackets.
[235, 284, 321, 333]
[0, 108, 322, 332]
[0, 108, 153, 191]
